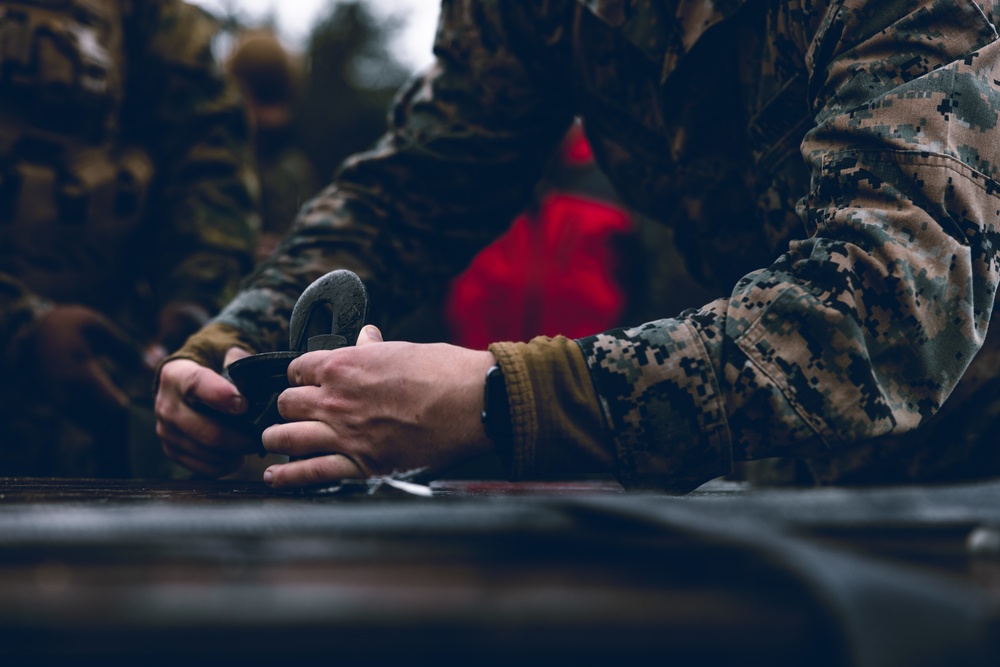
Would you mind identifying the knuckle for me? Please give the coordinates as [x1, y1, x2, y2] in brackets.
[319, 392, 342, 414]
[341, 411, 365, 435]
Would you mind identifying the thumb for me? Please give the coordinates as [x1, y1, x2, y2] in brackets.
[355, 324, 383, 347]
[224, 346, 253, 368]
[175, 360, 248, 416]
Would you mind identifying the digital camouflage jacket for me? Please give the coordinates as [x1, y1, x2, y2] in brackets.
[0, 0, 258, 369]
[204, 0, 1000, 492]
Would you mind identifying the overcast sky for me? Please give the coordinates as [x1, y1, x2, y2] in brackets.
[188, 0, 439, 71]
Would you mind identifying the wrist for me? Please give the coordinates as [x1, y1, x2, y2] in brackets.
[168, 322, 258, 372]
[482, 363, 512, 446]
[478, 351, 518, 471]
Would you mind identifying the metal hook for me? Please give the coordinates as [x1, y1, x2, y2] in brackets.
[289, 269, 369, 353]
[224, 269, 370, 434]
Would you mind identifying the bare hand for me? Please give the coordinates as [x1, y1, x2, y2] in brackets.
[260, 325, 496, 489]
[155, 347, 259, 477]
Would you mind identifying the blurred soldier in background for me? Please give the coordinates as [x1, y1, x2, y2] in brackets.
[0, 0, 259, 476]
[227, 29, 317, 262]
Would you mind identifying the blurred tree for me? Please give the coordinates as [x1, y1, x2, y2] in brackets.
[295, 1, 411, 182]
[200, 0, 277, 45]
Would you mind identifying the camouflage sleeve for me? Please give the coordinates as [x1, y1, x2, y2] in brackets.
[124, 0, 259, 314]
[578, 0, 1000, 492]
[211, 1, 575, 351]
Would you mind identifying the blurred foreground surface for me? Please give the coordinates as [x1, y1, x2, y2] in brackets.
[1, 476, 999, 666]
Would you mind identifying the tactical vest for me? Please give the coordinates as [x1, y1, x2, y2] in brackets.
[0, 0, 154, 312]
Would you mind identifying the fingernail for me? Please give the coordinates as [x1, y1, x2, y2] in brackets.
[263, 469, 273, 486]
[366, 325, 382, 341]
[230, 395, 246, 413]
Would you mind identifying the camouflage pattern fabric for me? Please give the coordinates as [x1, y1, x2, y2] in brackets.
[205, 0, 1000, 492]
[0, 0, 258, 475]
[122, 0, 259, 316]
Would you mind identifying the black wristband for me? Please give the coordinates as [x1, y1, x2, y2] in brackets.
[481, 364, 513, 444]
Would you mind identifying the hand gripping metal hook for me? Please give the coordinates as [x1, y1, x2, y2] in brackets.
[223, 269, 370, 433]
[289, 269, 369, 353]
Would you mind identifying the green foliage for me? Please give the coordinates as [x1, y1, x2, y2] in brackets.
[294, 1, 412, 182]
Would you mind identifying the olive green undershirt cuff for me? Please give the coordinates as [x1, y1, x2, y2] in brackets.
[488, 336, 609, 479]
[154, 322, 260, 395]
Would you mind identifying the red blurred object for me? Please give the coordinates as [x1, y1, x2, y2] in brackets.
[446, 127, 634, 349]
[446, 127, 635, 349]
[446, 190, 632, 349]
[563, 125, 594, 164]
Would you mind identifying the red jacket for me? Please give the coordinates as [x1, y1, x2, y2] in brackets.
[446, 131, 633, 349]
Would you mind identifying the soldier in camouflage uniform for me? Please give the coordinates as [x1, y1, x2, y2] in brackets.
[0, 0, 258, 476]
[156, 0, 1000, 493]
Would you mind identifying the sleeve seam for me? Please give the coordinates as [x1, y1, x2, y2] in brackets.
[819, 148, 1000, 199]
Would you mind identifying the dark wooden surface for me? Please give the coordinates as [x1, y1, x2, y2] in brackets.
[1, 476, 999, 666]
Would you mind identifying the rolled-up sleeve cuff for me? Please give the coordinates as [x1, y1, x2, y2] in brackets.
[153, 322, 260, 396]
[488, 336, 611, 480]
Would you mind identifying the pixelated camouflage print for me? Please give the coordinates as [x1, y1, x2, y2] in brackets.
[201, 0, 1000, 491]
[578, 317, 732, 490]
[579, 0, 1000, 491]
[127, 0, 260, 314]
[805, 304, 1000, 485]
[211, 0, 578, 352]
[745, 289, 1000, 487]
[582, 0, 728, 80]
